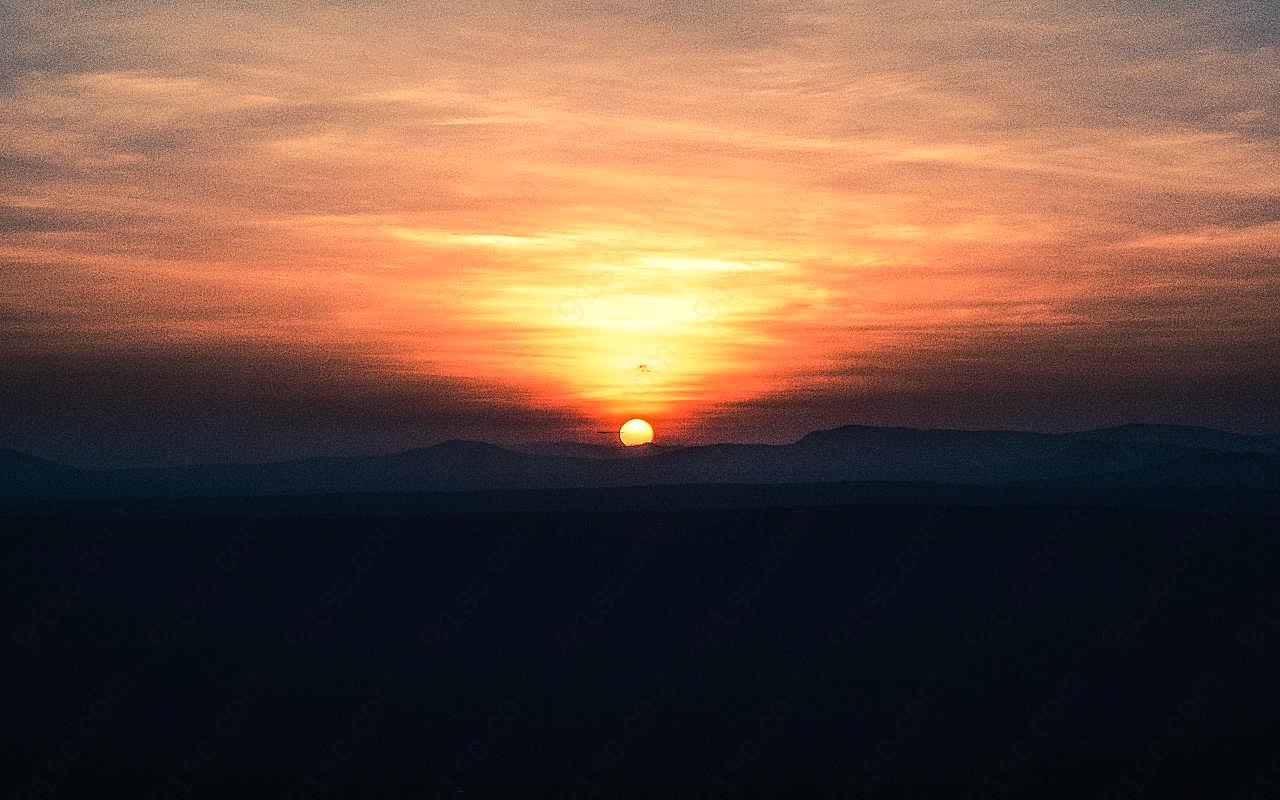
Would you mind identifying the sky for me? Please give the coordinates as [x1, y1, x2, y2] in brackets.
[2, 0, 1278, 466]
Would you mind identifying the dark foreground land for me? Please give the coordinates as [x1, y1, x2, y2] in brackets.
[3, 489, 1279, 799]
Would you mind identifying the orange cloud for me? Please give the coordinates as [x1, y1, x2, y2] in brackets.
[2, 0, 1277, 454]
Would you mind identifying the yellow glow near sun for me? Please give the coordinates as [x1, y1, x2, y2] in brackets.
[619, 418, 654, 446]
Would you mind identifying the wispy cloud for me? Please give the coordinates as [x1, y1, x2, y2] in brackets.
[2, 0, 1277, 460]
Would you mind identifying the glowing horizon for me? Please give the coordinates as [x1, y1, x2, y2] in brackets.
[2, 0, 1277, 465]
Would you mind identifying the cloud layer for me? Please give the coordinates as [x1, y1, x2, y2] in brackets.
[2, 0, 1277, 463]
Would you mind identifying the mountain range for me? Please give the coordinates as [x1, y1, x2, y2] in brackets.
[2, 423, 1277, 503]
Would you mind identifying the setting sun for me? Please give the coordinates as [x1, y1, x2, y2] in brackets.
[619, 418, 655, 447]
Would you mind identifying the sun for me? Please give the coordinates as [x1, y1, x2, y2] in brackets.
[619, 418, 654, 446]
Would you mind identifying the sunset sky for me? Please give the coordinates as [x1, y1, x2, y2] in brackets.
[2, 0, 1278, 466]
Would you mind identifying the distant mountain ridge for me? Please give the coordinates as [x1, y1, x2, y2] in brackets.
[2, 424, 1278, 502]
[507, 441, 676, 459]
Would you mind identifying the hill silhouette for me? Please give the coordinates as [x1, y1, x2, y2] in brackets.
[2, 424, 1276, 503]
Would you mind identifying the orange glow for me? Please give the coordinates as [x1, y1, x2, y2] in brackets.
[2, 2, 1278, 446]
